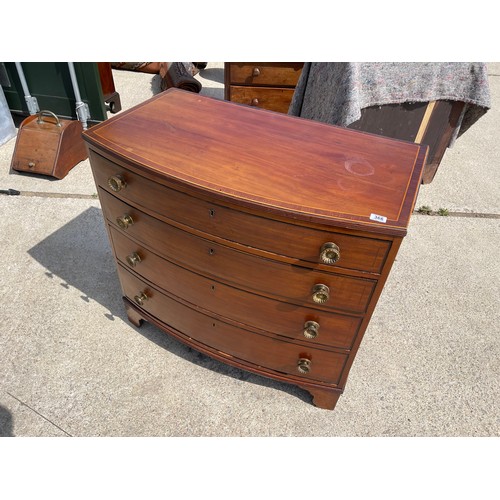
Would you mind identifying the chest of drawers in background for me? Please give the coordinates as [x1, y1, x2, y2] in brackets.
[82, 88, 427, 410]
[224, 62, 303, 113]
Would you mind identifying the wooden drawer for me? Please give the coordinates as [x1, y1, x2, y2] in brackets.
[227, 86, 296, 113]
[226, 63, 303, 86]
[110, 226, 362, 349]
[100, 189, 376, 314]
[91, 151, 390, 274]
[117, 265, 347, 385]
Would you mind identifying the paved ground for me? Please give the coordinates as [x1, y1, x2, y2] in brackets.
[0, 63, 498, 438]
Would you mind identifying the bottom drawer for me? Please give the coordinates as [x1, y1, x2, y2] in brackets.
[117, 265, 347, 385]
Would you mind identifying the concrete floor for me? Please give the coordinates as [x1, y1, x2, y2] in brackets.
[0, 63, 499, 439]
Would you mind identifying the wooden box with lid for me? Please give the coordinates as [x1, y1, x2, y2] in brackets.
[82, 88, 427, 410]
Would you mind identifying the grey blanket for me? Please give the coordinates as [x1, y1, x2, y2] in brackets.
[288, 62, 491, 141]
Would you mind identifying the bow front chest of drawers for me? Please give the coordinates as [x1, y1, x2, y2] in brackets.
[83, 88, 426, 410]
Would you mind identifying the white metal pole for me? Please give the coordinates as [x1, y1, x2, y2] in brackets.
[68, 62, 90, 129]
[14, 62, 39, 115]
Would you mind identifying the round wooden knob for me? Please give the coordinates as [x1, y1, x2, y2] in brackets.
[108, 174, 127, 192]
[116, 214, 134, 229]
[303, 321, 320, 339]
[126, 252, 142, 268]
[134, 291, 148, 306]
[252, 67, 261, 77]
[312, 284, 330, 304]
[297, 358, 312, 374]
[319, 242, 340, 264]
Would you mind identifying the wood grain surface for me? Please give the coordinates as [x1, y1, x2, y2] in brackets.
[83, 89, 427, 235]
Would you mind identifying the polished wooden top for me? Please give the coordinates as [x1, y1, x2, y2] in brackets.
[83, 88, 427, 235]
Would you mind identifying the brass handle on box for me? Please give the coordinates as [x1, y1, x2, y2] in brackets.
[126, 252, 142, 268]
[303, 321, 320, 339]
[108, 175, 127, 192]
[319, 242, 340, 264]
[36, 110, 61, 127]
[297, 358, 312, 374]
[312, 284, 330, 304]
[134, 291, 148, 306]
[116, 214, 134, 229]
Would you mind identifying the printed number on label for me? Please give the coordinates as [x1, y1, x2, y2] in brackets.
[370, 213, 387, 223]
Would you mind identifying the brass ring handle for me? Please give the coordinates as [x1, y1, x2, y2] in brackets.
[319, 242, 340, 264]
[108, 174, 127, 192]
[297, 358, 312, 374]
[251, 98, 259, 106]
[116, 214, 134, 229]
[312, 284, 330, 304]
[252, 67, 261, 77]
[303, 320, 320, 339]
[36, 110, 61, 127]
[126, 252, 142, 268]
[134, 291, 148, 306]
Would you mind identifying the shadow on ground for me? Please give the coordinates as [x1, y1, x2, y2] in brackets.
[0, 405, 14, 437]
[27, 207, 312, 406]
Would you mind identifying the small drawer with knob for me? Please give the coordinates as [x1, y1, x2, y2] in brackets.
[226, 86, 297, 113]
[226, 63, 303, 86]
[117, 264, 347, 385]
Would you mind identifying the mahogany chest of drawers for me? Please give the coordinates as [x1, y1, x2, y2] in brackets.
[224, 62, 303, 113]
[82, 88, 426, 410]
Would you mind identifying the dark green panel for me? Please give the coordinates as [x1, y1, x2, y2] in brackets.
[1, 62, 107, 123]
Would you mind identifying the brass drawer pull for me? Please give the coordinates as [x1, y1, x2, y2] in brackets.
[108, 174, 127, 192]
[251, 98, 259, 106]
[320, 242, 340, 264]
[116, 214, 134, 229]
[303, 321, 320, 339]
[126, 252, 142, 268]
[297, 358, 312, 374]
[252, 67, 261, 77]
[312, 284, 330, 304]
[134, 291, 148, 306]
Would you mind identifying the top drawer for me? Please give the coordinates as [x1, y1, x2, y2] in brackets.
[227, 63, 303, 86]
[89, 150, 391, 274]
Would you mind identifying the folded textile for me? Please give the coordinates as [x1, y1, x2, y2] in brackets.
[160, 62, 202, 93]
[289, 62, 491, 142]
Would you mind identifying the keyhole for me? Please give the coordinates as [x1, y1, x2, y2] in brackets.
[209, 209, 215, 217]
[209, 248, 215, 255]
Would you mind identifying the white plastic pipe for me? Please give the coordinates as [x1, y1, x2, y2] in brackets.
[68, 62, 90, 129]
[14, 62, 39, 115]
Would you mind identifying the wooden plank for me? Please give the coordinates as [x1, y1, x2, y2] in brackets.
[414, 100, 436, 143]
